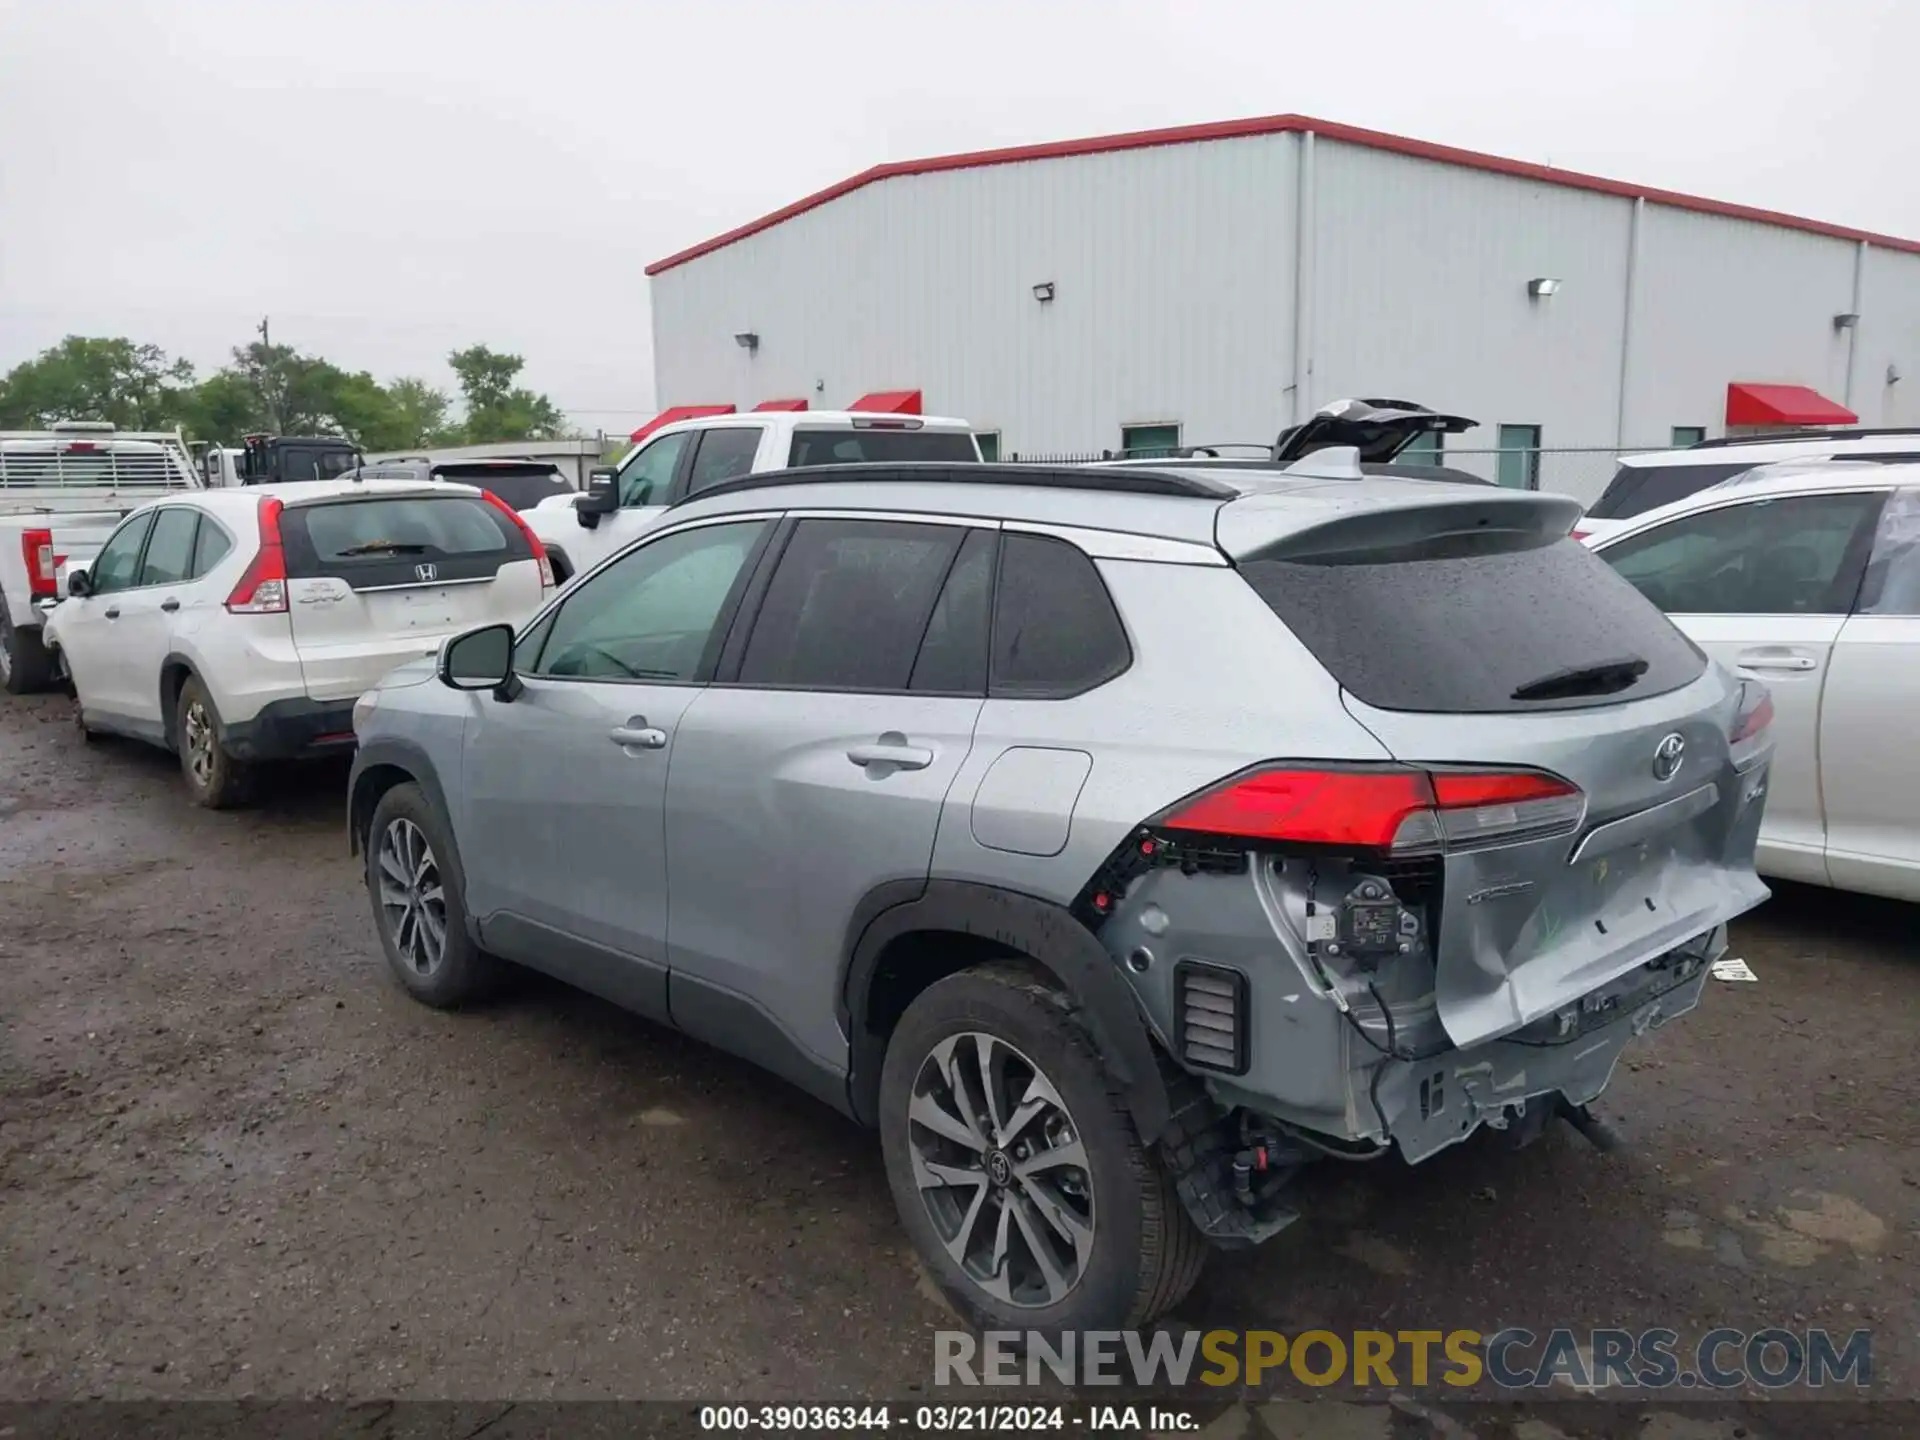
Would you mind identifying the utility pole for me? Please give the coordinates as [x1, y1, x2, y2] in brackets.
[257, 316, 271, 349]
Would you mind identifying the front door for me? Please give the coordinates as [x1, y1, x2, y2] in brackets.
[107, 505, 205, 733]
[459, 515, 775, 1022]
[55, 510, 156, 734]
[665, 517, 991, 1076]
[1598, 488, 1888, 886]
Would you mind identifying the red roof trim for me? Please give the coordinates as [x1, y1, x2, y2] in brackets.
[646, 112, 1920, 276]
[629, 403, 734, 443]
[1725, 382, 1858, 428]
[848, 389, 922, 415]
[751, 398, 809, 411]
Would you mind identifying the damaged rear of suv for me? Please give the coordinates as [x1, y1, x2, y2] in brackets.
[351, 458, 1770, 1335]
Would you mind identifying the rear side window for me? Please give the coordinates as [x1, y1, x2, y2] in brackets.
[1241, 536, 1707, 713]
[990, 533, 1131, 697]
[138, 508, 201, 587]
[1601, 491, 1886, 616]
[738, 518, 962, 691]
[1587, 462, 1766, 520]
[786, 429, 978, 467]
[686, 428, 764, 494]
[281, 496, 524, 588]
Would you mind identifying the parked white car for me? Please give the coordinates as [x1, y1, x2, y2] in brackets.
[1587, 459, 1920, 901]
[1576, 427, 1920, 545]
[525, 410, 981, 582]
[44, 478, 554, 806]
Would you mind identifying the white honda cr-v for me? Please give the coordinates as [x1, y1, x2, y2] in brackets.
[44, 477, 553, 806]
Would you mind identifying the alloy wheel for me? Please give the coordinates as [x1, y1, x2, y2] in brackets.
[181, 699, 217, 788]
[907, 1031, 1095, 1308]
[377, 818, 448, 977]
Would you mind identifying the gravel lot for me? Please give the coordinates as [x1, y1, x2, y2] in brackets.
[2, 688, 1916, 1433]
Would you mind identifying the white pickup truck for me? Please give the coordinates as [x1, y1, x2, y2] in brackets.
[1, 423, 205, 694]
[523, 408, 982, 582]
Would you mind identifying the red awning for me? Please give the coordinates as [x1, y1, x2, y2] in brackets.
[630, 403, 735, 443]
[1725, 383, 1857, 428]
[847, 389, 922, 415]
[752, 398, 808, 412]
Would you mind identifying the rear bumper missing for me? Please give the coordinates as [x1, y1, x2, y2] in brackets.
[222, 696, 358, 761]
[1376, 926, 1721, 1164]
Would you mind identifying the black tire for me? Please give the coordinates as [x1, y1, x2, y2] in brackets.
[879, 964, 1207, 1332]
[175, 675, 254, 809]
[0, 606, 57, 696]
[365, 781, 503, 1009]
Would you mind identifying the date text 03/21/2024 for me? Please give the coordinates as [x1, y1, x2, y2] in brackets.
[698, 1406, 1189, 1431]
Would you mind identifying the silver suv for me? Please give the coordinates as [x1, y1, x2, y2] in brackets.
[347, 458, 1772, 1330]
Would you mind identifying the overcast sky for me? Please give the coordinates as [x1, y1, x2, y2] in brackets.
[2, 0, 1912, 434]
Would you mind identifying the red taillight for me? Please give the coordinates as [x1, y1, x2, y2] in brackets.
[481, 488, 554, 588]
[1732, 691, 1774, 744]
[1160, 765, 1585, 854]
[62, 441, 99, 454]
[1570, 528, 1591, 541]
[21, 529, 56, 598]
[225, 497, 288, 613]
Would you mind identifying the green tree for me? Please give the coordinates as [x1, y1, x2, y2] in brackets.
[447, 343, 566, 442]
[382, 378, 457, 449]
[175, 371, 262, 446]
[0, 336, 195, 430]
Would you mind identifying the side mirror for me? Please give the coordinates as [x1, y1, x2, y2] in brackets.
[439, 623, 519, 698]
[575, 467, 619, 526]
[64, 567, 93, 599]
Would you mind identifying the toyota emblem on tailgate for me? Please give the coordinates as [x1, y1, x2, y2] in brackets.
[414, 563, 438, 582]
[1652, 732, 1685, 782]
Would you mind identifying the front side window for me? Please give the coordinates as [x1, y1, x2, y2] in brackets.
[1856, 487, 1920, 616]
[737, 518, 963, 691]
[138, 508, 201, 587]
[616, 432, 693, 508]
[526, 519, 769, 682]
[1600, 491, 1886, 616]
[686, 428, 764, 495]
[88, 512, 155, 594]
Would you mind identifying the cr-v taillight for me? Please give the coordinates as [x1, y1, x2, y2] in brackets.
[225, 497, 289, 613]
[1157, 764, 1584, 854]
[480, 488, 555, 588]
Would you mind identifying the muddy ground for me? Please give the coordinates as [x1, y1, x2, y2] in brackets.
[1, 689, 1916, 1436]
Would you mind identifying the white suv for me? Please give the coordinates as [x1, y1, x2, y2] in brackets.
[44, 478, 554, 806]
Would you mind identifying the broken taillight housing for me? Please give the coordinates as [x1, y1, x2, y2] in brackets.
[1157, 764, 1584, 855]
[1730, 684, 1774, 745]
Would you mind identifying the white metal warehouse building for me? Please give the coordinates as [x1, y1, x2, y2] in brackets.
[644, 113, 1920, 503]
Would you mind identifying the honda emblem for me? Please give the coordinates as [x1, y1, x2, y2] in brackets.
[414, 563, 438, 582]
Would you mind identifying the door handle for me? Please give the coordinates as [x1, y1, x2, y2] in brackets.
[160, 598, 180, 613]
[104, 607, 120, 620]
[1735, 650, 1817, 673]
[609, 719, 668, 750]
[846, 732, 934, 771]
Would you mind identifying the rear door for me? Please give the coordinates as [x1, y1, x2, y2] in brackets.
[664, 516, 989, 1080]
[1231, 499, 1769, 1048]
[1819, 487, 1920, 899]
[278, 490, 546, 700]
[1597, 489, 1888, 884]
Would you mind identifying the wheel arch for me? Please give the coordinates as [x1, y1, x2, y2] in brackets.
[347, 737, 456, 859]
[841, 879, 1172, 1143]
[158, 653, 201, 750]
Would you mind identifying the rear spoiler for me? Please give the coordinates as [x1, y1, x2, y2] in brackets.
[1217, 485, 1583, 564]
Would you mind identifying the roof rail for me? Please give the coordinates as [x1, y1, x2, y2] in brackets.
[670, 461, 1239, 508]
[1689, 427, 1920, 449]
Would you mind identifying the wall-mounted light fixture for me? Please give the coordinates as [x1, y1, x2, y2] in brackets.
[734, 332, 760, 353]
[1527, 277, 1561, 299]
[1833, 312, 1860, 331]
[1891, 363, 1905, 386]
[1032, 281, 1056, 303]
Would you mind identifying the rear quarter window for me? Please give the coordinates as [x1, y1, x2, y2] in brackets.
[1240, 535, 1706, 713]
[786, 429, 979, 466]
[990, 533, 1131, 697]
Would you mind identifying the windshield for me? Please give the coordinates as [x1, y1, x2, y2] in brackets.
[435, 464, 572, 511]
[277, 446, 359, 483]
[1588, 461, 1772, 520]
